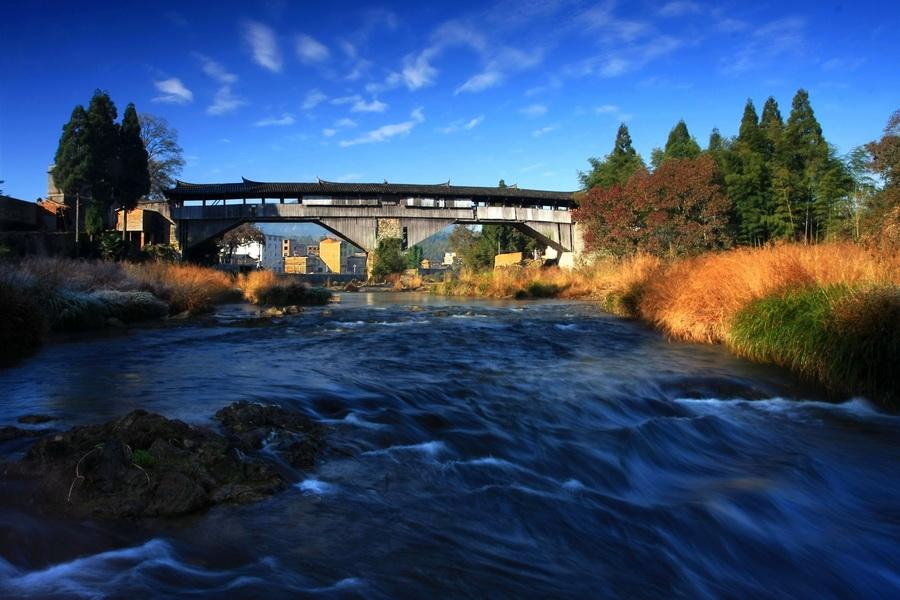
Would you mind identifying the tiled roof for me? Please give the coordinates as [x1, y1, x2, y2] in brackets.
[165, 178, 575, 204]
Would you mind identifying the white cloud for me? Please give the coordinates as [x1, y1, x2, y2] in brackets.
[207, 86, 247, 115]
[243, 21, 282, 72]
[519, 104, 547, 118]
[295, 34, 330, 64]
[532, 125, 556, 137]
[193, 53, 237, 83]
[334, 118, 357, 128]
[331, 95, 358, 105]
[351, 98, 387, 113]
[391, 49, 440, 90]
[594, 104, 619, 114]
[721, 17, 805, 75]
[438, 115, 484, 134]
[821, 57, 865, 72]
[322, 128, 337, 137]
[153, 78, 193, 104]
[339, 108, 424, 147]
[255, 113, 295, 127]
[658, 1, 701, 17]
[456, 71, 502, 94]
[301, 89, 328, 110]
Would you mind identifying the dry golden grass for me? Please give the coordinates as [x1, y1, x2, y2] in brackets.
[237, 270, 279, 304]
[636, 243, 898, 343]
[124, 262, 236, 314]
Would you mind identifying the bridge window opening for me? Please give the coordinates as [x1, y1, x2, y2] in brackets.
[225, 199, 243, 206]
[184, 200, 204, 207]
[244, 197, 262, 205]
[303, 196, 333, 205]
[282, 197, 299, 204]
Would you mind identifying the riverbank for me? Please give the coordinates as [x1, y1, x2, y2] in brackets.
[435, 243, 899, 407]
[0, 258, 331, 363]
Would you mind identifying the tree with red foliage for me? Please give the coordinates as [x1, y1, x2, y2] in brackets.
[574, 155, 733, 256]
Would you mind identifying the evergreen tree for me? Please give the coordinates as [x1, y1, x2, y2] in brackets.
[83, 90, 120, 226]
[498, 179, 507, 188]
[759, 96, 784, 157]
[53, 105, 92, 205]
[660, 120, 701, 162]
[781, 89, 829, 241]
[726, 100, 770, 245]
[117, 103, 150, 240]
[707, 128, 725, 154]
[407, 245, 424, 268]
[580, 124, 645, 189]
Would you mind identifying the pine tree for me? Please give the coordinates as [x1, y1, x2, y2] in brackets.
[580, 124, 645, 189]
[759, 97, 784, 157]
[782, 89, 830, 241]
[53, 105, 92, 203]
[117, 103, 150, 240]
[83, 90, 120, 226]
[659, 120, 701, 163]
[726, 99, 770, 245]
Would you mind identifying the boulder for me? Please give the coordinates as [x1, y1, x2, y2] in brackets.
[4, 403, 326, 518]
[17, 414, 56, 425]
[214, 401, 325, 469]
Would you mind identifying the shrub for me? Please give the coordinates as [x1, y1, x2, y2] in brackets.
[238, 270, 331, 306]
[124, 262, 237, 314]
[0, 271, 49, 362]
[141, 244, 181, 263]
[98, 232, 127, 261]
[371, 238, 406, 281]
[729, 285, 899, 406]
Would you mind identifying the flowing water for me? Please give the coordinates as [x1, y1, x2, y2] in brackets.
[0, 294, 898, 598]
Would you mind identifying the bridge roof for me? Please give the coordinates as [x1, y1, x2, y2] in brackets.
[165, 178, 576, 205]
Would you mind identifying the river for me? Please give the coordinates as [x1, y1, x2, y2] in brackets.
[1, 294, 898, 598]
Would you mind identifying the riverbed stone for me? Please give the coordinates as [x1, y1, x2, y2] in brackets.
[3, 402, 326, 519]
[17, 414, 56, 424]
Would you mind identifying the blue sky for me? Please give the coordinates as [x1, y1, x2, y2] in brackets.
[1, 0, 898, 201]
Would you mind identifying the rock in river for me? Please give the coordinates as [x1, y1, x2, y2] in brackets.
[2, 402, 326, 518]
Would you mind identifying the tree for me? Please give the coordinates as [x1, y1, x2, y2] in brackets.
[371, 237, 407, 280]
[218, 223, 265, 260]
[407, 245, 424, 268]
[580, 124, 646, 190]
[861, 109, 900, 246]
[139, 113, 185, 199]
[117, 103, 150, 240]
[652, 120, 701, 168]
[53, 105, 92, 238]
[725, 99, 771, 245]
[574, 155, 732, 256]
[498, 179, 507, 188]
[781, 89, 830, 241]
[83, 90, 120, 225]
[759, 96, 784, 157]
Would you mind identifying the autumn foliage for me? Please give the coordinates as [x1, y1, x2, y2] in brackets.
[574, 155, 733, 257]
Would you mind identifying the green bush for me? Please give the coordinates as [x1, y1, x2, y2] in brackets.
[141, 244, 181, 263]
[254, 283, 331, 306]
[728, 284, 900, 407]
[371, 238, 406, 281]
[99, 232, 127, 261]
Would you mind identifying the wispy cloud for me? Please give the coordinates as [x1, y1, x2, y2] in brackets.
[339, 108, 425, 147]
[255, 113, 295, 127]
[456, 46, 543, 94]
[301, 89, 328, 110]
[153, 78, 193, 104]
[594, 104, 619, 114]
[532, 125, 557, 137]
[193, 53, 237, 83]
[658, 1, 701, 17]
[207, 86, 247, 115]
[243, 21, 282, 72]
[821, 57, 865, 72]
[352, 98, 387, 113]
[519, 104, 547, 118]
[438, 115, 484, 134]
[721, 17, 805, 75]
[331, 95, 387, 113]
[295, 34, 330, 64]
[323, 118, 357, 137]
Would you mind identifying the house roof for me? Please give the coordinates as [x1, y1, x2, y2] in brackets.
[165, 178, 575, 205]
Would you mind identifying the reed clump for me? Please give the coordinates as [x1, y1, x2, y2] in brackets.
[238, 270, 331, 306]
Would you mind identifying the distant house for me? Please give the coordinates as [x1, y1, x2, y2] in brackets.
[115, 206, 175, 251]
